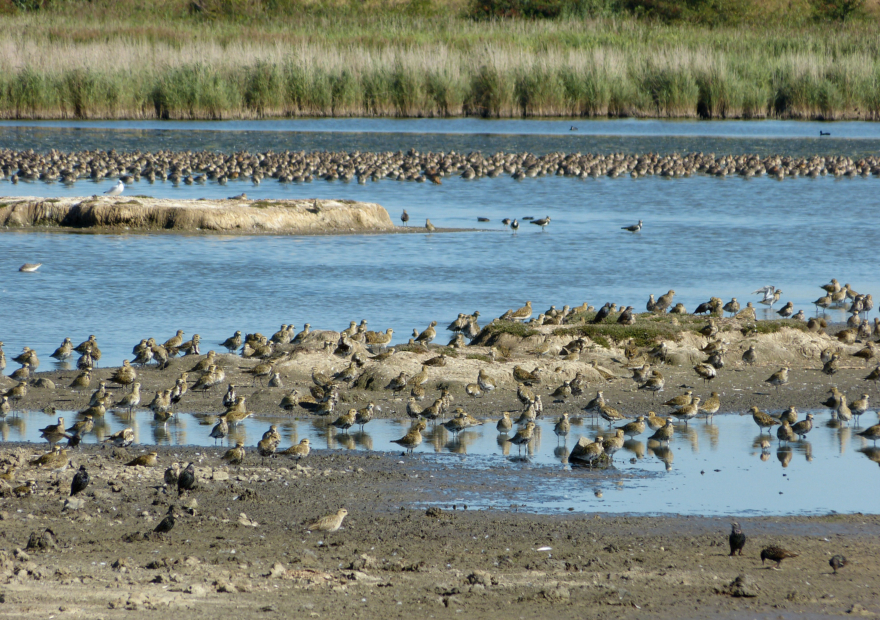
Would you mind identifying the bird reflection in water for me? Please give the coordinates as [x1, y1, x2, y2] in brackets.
[859, 446, 880, 466]
[777, 446, 793, 468]
[445, 430, 479, 454]
[496, 432, 511, 456]
[623, 439, 645, 459]
[350, 430, 372, 451]
[425, 425, 448, 453]
[553, 445, 568, 463]
[334, 432, 356, 451]
[648, 442, 674, 470]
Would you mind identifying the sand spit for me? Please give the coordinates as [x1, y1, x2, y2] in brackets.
[0, 196, 395, 234]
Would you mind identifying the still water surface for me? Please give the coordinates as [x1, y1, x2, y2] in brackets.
[5, 409, 878, 516]
[2, 118, 880, 156]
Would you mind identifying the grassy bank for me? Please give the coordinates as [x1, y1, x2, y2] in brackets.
[1, 1, 879, 120]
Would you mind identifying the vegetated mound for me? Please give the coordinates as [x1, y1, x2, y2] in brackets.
[0, 196, 394, 234]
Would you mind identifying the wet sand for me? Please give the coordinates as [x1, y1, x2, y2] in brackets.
[2, 321, 880, 617]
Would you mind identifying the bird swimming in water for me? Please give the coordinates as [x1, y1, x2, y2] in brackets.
[621, 220, 642, 233]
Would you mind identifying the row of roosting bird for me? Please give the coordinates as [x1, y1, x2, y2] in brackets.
[2, 149, 880, 186]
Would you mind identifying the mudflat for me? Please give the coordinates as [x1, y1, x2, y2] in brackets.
[2, 318, 880, 617]
[0, 444, 878, 619]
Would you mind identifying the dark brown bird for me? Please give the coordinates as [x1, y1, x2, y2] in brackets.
[728, 522, 746, 556]
[829, 555, 847, 574]
[177, 462, 196, 495]
[592, 303, 611, 324]
[760, 546, 799, 569]
[70, 465, 89, 496]
[154, 506, 176, 534]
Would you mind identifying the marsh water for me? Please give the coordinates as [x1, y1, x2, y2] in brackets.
[4, 408, 879, 516]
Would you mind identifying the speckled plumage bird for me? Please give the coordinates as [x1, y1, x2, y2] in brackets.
[638, 375, 665, 401]
[760, 546, 799, 569]
[104, 427, 134, 447]
[599, 403, 625, 425]
[829, 555, 847, 574]
[110, 360, 137, 390]
[693, 363, 716, 385]
[39, 417, 66, 446]
[788, 413, 814, 439]
[649, 419, 674, 444]
[496, 411, 513, 433]
[777, 420, 797, 444]
[281, 438, 311, 459]
[220, 330, 242, 352]
[700, 392, 721, 417]
[508, 421, 536, 454]
[617, 415, 646, 438]
[765, 367, 789, 391]
[823, 354, 840, 376]
[305, 508, 348, 532]
[126, 451, 158, 467]
[751, 406, 781, 433]
[392, 427, 422, 454]
[223, 441, 246, 465]
[553, 413, 570, 443]
[670, 398, 700, 426]
[857, 424, 880, 445]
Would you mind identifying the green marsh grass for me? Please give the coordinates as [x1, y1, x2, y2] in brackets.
[1, 7, 880, 119]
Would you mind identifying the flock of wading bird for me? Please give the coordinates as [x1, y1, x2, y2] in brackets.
[2, 276, 880, 471]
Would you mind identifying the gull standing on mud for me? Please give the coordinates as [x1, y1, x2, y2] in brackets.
[104, 179, 124, 196]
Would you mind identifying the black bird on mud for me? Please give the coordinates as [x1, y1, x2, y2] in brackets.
[830, 555, 847, 574]
[592, 303, 612, 324]
[154, 506, 176, 534]
[178, 462, 196, 496]
[70, 465, 90, 496]
[728, 522, 746, 556]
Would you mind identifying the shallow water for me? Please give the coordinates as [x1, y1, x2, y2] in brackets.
[7, 410, 879, 516]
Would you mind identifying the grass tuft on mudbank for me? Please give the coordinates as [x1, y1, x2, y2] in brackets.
[483, 321, 540, 339]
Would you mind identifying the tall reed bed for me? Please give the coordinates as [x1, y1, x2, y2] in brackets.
[1, 15, 879, 119]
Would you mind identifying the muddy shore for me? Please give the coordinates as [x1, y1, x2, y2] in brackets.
[2, 317, 880, 617]
[0, 443, 878, 619]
